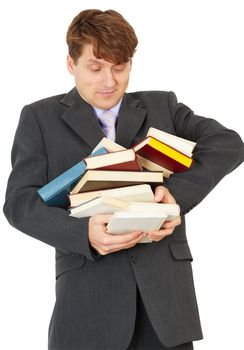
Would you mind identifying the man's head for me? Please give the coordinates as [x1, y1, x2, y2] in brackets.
[66, 9, 138, 109]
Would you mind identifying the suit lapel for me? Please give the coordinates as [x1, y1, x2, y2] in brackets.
[60, 88, 104, 150]
[60, 88, 147, 149]
[116, 93, 147, 148]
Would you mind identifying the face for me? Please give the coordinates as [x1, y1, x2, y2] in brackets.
[67, 44, 132, 109]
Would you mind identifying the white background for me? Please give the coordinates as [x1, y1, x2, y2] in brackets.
[0, 1, 243, 349]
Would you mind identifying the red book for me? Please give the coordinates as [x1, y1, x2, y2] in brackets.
[133, 136, 194, 173]
[84, 148, 143, 171]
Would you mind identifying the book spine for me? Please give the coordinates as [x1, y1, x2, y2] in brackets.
[37, 147, 107, 205]
[37, 162, 86, 202]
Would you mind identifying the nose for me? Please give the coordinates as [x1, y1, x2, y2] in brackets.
[102, 69, 116, 89]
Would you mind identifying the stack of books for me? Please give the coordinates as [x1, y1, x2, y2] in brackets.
[37, 128, 196, 242]
[69, 189, 180, 243]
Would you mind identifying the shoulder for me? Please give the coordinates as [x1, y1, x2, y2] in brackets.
[129, 90, 169, 99]
[24, 92, 66, 112]
[126, 90, 178, 108]
[17, 92, 71, 132]
[127, 90, 176, 103]
[19, 88, 77, 123]
[23, 87, 79, 111]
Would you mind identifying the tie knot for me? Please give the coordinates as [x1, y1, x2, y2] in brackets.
[98, 110, 117, 141]
[99, 110, 117, 128]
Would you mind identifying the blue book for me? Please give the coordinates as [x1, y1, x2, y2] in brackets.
[37, 147, 107, 208]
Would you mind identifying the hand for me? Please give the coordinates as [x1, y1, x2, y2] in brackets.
[88, 214, 146, 255]
[146, 186, 181, 242]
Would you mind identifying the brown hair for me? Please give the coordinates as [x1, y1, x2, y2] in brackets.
[66, 9, 138, 64]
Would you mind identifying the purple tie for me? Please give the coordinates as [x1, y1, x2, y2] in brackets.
[98, 110, 117, 141]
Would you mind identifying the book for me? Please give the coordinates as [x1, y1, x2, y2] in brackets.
[106, 203, 180, 243]
[92, 137, 125, 153]
[84, 148, 142, 171]
[68, 184, 155, 207]
[69, 196, 129, 218]
[70, 170, 164, 195]
[136, 155, 172, 178]
[123, 202, 180, 221]
[106, 211, 168, 243]
[147, 127, 196, 157]
[92, 137, 168, 174]
[37, 147, 107, 207]
[133, 136, 193, 173]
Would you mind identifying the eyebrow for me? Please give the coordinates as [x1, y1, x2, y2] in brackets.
[87, 59, 103, 65]
[86, 59, 127, 67]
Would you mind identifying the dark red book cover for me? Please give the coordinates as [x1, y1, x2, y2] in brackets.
[97, 157, 143, 171]
[135, 143, 192, 173]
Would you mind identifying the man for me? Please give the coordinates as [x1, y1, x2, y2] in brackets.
[3, 9, 244, 350]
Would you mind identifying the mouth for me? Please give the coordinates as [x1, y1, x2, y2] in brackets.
[99, 90, 116, 97]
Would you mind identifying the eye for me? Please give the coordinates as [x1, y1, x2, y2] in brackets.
[114, 64, 125, 72]
[89, 66, 101, 72]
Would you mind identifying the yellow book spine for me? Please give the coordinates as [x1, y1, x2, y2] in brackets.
[148, 138, 193, 168]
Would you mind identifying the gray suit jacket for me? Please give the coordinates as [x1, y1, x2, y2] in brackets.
[3, 88, 244, 349]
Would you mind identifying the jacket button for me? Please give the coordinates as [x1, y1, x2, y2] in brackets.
[130, 255, 138, 264]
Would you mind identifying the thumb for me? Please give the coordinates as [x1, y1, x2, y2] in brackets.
[154, 186, 165, 202]
[93, 213, 113, 224]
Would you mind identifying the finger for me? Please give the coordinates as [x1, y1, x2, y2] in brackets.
[91, 213, 113, 224]
[98, 232, 145, 255]
[102, 230, 143, 246]
[111, 232, 145, 250]
[154, 186, 176, 204]
[162, 190, 176, 204]
[154, 185, 166, 202]
[164, 193, 176, 204]
[147, 228, 174, 240]
[162, 217, 181, 229]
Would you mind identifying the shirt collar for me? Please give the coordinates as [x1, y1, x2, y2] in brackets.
[92, 98, 123, 118]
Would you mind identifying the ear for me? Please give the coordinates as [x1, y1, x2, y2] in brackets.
[67, 54, 75, 75]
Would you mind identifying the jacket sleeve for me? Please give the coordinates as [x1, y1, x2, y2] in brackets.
[3, 105, 97, 261]
[164, 92, 244, 215]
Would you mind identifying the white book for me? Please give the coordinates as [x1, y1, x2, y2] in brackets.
[147, 127, 196, 157]
[92, 137, 125, 153]
[107, 203, 180, 243]
[84, 148, 142, 171]
[69, 196, 128, 218]
[69, 184, 155, 207]
[106, 211, 168, 243]
[124, 202, 180, 221]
